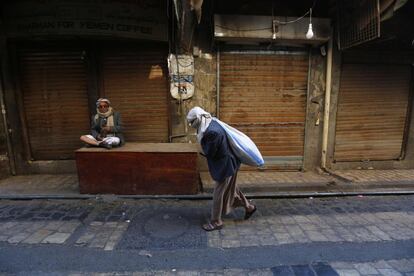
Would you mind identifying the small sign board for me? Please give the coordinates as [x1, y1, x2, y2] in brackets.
[168, 54, 194, 100]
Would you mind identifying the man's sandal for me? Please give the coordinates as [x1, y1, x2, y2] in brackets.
[244, 205, 257, 220]
[202, 221, 223, 231]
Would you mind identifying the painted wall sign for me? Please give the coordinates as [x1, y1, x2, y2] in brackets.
[168, 54, 194, 100]
[2, 0, 167, 41]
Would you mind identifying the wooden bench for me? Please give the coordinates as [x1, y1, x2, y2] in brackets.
[75, 143, 200, 195]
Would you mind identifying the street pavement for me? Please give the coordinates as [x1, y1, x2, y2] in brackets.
[0, 195, 413, 275]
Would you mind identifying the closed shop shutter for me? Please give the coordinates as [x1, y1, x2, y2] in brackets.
[101, 45, 169, 142]
[18, 47, 90, 160]
[219, 52, 308, 162]
[334, 64, 412, 161]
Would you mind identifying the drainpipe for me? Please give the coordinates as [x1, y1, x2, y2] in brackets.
[216, 50, 220, 118]
[0, 78, 16, 175]
[321, 35, 333, 169]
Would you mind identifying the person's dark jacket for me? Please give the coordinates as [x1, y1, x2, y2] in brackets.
[201, 120, 241, 182]
[90, 111, 125, 145]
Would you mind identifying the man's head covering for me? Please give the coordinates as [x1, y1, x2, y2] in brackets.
[96, 98, 111, 107]
[96, 98, 113, 118]
[187, 106, 213, 142]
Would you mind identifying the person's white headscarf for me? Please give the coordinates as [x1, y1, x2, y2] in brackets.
[96, 98, 113, 117]
[96, 98, 114, 127]
[186, 106, 213, 143]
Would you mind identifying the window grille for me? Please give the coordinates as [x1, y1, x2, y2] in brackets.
[338, 0, 380, 50]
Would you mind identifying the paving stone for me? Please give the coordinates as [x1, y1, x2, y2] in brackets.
[359, 213, 381, 224]
[335, 215, 356, 226]
[293, 215, 313, 224]
[291, 264, 316, 276]
[377, 269, 403, 276]
[256, 228, 273, 235]
[335, 269, 361, 276]
[104, 221, 118, 227]
[207, 238, 221, 248]
[7, 232, 31, 244]
[3, 222, 31, 235]
[271, 265, 294, 275]
[366, 226, 392, 241]
[286, 225, 307, 237]
[42, 232, 71, 244]
[103, 240, 118, 251]
[0, 235, 9, 241]
[269, 225, 287, 232]
[0, 222, 18, 231]
[23, 229, 53, 244]
[274, 233, 295, 244]
[354, 263, 378, 275]
[76, 232, 95, 245]
[247, 269, 273, 276]
[387, 259, 414, 273]
[323, 216, 341, 226]
[44, 221, 65, 231]
[299, 223, 319, 231]
[305, 230, 329, 242]
[376, 212, 393, 220]
[371, 260, 393, 269]
[279, 216, 296, 225]
[320, 229, 344, 242]
[352, 227, 381, 242]
[221, 233, 239, 240]
[258, 235, 277, 246]
[221, 239, 240, 248]
[58, 221, 80, 233]
[312, 262, 339, 276]
[221, 268, 246, 275]
[89, 237, 108, 248]
[176, 272, 199, 276]
[51, 212, 65, 220]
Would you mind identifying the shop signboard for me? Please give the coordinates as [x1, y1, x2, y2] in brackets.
[2, 0, 167, 41]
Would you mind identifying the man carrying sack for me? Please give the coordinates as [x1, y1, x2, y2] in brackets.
[187, 106, 263, 231]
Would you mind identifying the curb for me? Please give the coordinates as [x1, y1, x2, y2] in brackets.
[1, 189, 414, 200]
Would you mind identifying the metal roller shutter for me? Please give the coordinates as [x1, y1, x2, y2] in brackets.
[18, 48, 89, 160]
[101, 46, 169, 142]
[334, 64, 412, 161]
[219, 52, 308, 162]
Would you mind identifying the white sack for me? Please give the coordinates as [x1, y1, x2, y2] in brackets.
[213, 118, 264, 167]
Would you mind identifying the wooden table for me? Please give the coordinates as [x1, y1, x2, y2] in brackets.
[75, 143, 200, 195]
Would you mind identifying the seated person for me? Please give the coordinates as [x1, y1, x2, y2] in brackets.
[80, 98, 124, 149]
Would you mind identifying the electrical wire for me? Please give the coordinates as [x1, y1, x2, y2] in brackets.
[272, 10, 310, 24]
[215, 0, 317, 31]
[273, 0, 317, 24]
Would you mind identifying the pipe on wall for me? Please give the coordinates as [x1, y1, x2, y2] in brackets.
[216, 49, 220, 118]
[321, 35, 333, 169]
[0, 77, 16, 175]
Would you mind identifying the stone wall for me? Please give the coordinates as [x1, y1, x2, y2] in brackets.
[169, 53, 217, 143]
[303, 48, 327, 171]
[168, 53, 217, 172]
